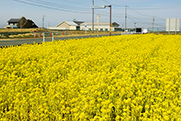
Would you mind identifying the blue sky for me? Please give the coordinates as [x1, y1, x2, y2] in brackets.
[0, 0, 181, 30]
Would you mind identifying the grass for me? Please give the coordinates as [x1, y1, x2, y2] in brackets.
[0, 28, 47, 33]
[1, 28, 179, 39]
[0, 28, 123, 39]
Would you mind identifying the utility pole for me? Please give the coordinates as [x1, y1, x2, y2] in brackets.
[134, 22, 136, 29]
[152, 16, 155, 32]
[125, 5, 127, 32]
[90, 5, 111, 36]
[42, 15, 45, 28]
[109, 5, 112, 36]
[92, 0, 94, 33]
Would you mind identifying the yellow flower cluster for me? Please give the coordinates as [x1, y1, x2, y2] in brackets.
[1, 34, 181, 120]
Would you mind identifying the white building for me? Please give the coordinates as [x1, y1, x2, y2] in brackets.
[80, 22, 120, 31]
[48, 21, 84, 30]
[48, 21, 78, 30]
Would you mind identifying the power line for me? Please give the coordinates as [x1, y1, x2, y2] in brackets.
[154, 16, 165, 21]
[101, 0, 110, 4]
[95, 9, 124, 18]
[13, 0, 178, 28]
[100, 0, 181, 9]
[33, 0, 88, 9]
[128, 16, 165, 27]
[100, 0, 124, 7]
[57, 0, 89, 6]
[128, 6, 166, 21]
[128, 15, 152, 24]
[13, 0, 91, 14]
[128, 6, 152, 17]
[127, 4, 181, 10]
[13, 0, 123, 19]
[128, 17, 151, 25]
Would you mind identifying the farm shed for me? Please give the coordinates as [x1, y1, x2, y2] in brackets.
[56, 21, 78, 30]
[48, 20, 84, 30]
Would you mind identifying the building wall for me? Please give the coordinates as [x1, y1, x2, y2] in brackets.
[80, 23, 115, 31]
[57, 22, 70, 29]
[9, 22, 18, 26]
[47, 27, 66, 30]
[70, 26, 76, 30]
[56, 22, 77, 30]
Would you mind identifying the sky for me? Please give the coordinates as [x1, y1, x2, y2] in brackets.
[0, 0, 181, 30]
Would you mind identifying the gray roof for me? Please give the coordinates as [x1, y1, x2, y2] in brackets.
[73, 20, 84, 26]
[8, 18, 20, 23]
[65, 21, 78, 26]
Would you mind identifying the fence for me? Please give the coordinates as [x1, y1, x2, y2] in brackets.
[147, 27, 180, 35]
[33, 32, 55, 42]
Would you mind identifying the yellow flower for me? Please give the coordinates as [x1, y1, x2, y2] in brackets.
[1, 34, 181, 120]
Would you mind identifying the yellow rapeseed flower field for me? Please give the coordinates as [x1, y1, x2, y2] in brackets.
[1, 34, 181, 120]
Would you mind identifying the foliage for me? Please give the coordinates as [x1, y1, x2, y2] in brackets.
[0, 32, 30, 38]
[0, 34, 181, 120]
[0, 28, 47, 33]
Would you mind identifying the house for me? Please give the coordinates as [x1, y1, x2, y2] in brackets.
[80, 22, 121, 31]
[8, 18, 20, 25]
[4, 17, 38, 29]
[57, 21, 78, 30]
[48, 20, 84, 30]
[17, 17, 38, 28]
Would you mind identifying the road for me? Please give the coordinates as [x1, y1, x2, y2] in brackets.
[0, 34, 121, 47]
